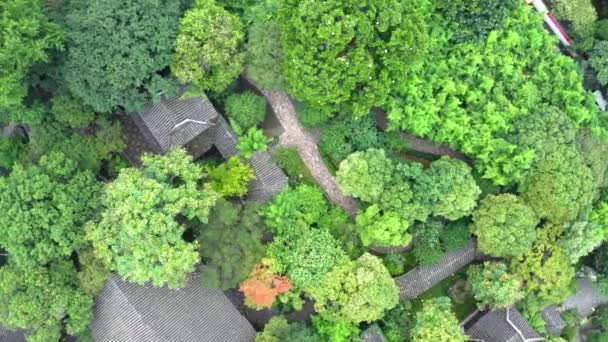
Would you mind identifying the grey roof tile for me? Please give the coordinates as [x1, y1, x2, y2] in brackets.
[465, 308, 541, 342]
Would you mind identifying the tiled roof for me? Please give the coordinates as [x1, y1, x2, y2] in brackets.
[90, 273, 256, 342]
[0, 327, 25, 342]
[247, 152, 288, 203]
[395, 240, 478, 299]
[541, 305, 566, 336]
[360, 325, 386, 342]
[466, 308, 542, 342]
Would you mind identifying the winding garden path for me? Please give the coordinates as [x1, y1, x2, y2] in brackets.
[259, 90, 359, 217]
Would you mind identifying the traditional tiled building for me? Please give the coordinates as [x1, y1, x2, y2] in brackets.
[465, 308, 543, 342]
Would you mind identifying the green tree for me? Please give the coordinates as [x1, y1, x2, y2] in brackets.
[0, 261, 93, 342]
[414, 157, 481, 220]
[196, 199, 267, 290]
[560, 220, 608, 264]
[552, 0, 597, 46]
[224, 91, 267, 130]
[255, 316, 319, 342]
[336, 149, 394, 203]
[278, 0, 429, 117]
[267, 228, 347, 290]
[356, 205, 412, 247]
[63, 0, 180, 112]
[437, 0, 518, 42]
[309, 253, 399, 324]
[87, 149, 219, 288]
[471, 194, 539, 258]
[0, 0, 63, 123]
[246, 20, 285, 90]
[312, 315, 360, 342]
[467, 261, 525, 310]
[577, 129, 608, 196]
[77, 247, 112, 296]
[205, 156, 255, 197]
[237, 127, 270, 158]
[49, 93, 96, 129]
[171, 0, 244, 93]
[0, 135, 25, 169]
[0, 152, 101, 267]
[410, 297, 466, 342]
[380, 301, 415, 342]
[412, 220, 445, 266]
[319, 114, 384, 163]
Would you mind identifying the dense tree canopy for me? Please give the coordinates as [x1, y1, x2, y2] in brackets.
[279, 0, 430, 117]
[467, 261, 524, 310]
[63, 0, 181, 113]
[309, 253, 399, 324]
[87, 149, 219, 288]
[0, 152, 100, 267]
[255, 316, 319, 342]
[410, 297, 466, 342]
[171, 0, 244, 93]
[337, 149, 394, 203]
[0, 0, 63, 123]
[471, 194, 539, 258]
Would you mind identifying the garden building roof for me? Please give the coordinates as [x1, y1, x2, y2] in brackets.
[465, 308, 542, 342]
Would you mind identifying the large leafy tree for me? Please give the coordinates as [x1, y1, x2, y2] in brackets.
[467, 261, 524, 310]
[309, 253, 399, 324]
[0, 261, 93, 342]
[336, 149, 394, 203]
[356, 205, 411, 247]
[87, 149, 219, 288]
[279, 0, 429, 117]
[0, 0, 63, 123]
[63, 0, 181, 113]
[255, 316, 319, 342]
[471, 194, 539, 258]
[410, 297, 466, 342]
[246, 20, 285, 90]
[0, 152, 101, 267]
[171, 0, 244, 93]
[196, 199, 267, 290]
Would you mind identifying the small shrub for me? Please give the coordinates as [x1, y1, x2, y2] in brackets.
[225, 91, 267, 130]
[297, 102, 333, 128]
[238, 127, 270, 158]
[382, 253, 406, 276]
[272, 147, 315, 185]
[205, 156, 255, 197]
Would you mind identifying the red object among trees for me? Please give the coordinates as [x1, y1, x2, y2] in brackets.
[239, 260, 292, 309]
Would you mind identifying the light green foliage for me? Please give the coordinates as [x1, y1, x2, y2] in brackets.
[380, 301, 415, 342]
[255, 316, 319, 342]
[380, 161, 429, 221]
[312, 316, 360, 342]
[0, 262, 93, 342]
[561, 220, 608, 264]
[437, 0, 518, 42]
[77, 248, 112, 296]
[577, 129, 608, 195]
[267, 228, 347, 290]
[412, 220, 445, 266]
[410, 297, 466, 342]
[29, 117, 125, 172]
[88, 149, 219, 288]
[414, 157, 481, 220]
[271, 147, 315, 185]
[309, 253, 399, 324]
[471, 194, 538, 258]
[511, 226, 575, 311]
[205, 156, 254, 197]
[50, 93, 96, 129]
[63, 0, 180, 113]
[336, 149, 394, 203]
[172, 0, 244, 93]
[0, 135, 24, 169]
[320, 115, 384, 163]
[197, 199, 267, 290]
[0, 0, 63, 123]
[387, 5, 600, 185]
[279, 0, 429, 117]
[237, 127, 270, 158]
[356, 205, 412, 247]
[519, 146, 594, 224]
[225, 91, 267, 130]
[590, 41, 608, 86]
[467, 262, 524, 309]
[246, 20, 285, 90]
[262, 184, 329, 237]
[0, 152, 101, 267]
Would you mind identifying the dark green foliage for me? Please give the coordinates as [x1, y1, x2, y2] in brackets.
[262, 184, 329, 237]
[172, 0, 244, 93]
[591, 41, 608, 86]
[594, 243, 608, 276]
[577, 129, 608, 195]
[440, 220, 471, 252]
[267, 228, 347, 290]
[246, 20, 285, 90]
[224, 91, 267, 130]
[0, 152, 101, 267]
[320, 115, 383, 163]
[412, 220, 445, 266]
[596, 19, 608, 40]
[77, 248, 112, 296]
[296, 102, 333, 128]
[279, 0, 430, 117]
[380, 301, 415, 342]
[323, 216, 365, 260]
[271, 147, 315, 185]
[197, 199, 267, 290]
[0, 0, 64, 123]
[0, 261, 94, 342]
[383, 131, 410, 154]
[28, 117, 125, 172]
[382, 253, 407, 277]
[63, 0, 180, 112]
[437, 0, 519, 42]
[0, 135, 25, 169]
[467, 262, 524, 309]
[50, 93, 96, 129]
[255, 316, 319, 342]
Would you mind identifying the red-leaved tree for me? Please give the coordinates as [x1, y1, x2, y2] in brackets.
[239, 259, 292, 309]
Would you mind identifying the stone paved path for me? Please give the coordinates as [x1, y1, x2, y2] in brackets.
[260, 90, 359, 217]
